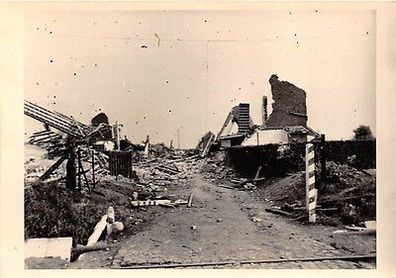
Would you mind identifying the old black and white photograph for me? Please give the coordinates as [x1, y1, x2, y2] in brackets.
[2, 2, 396, 274]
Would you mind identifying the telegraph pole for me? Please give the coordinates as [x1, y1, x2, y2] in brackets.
[177, 129, 180, 149]
[115, 121, 120, 151]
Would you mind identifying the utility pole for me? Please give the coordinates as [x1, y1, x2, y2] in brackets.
[177, 129, 180, 149]
[115, 121, 120, 151]
[320, 134, 327, 187]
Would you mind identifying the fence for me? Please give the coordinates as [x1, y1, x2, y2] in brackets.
[108, 151, 133, 179]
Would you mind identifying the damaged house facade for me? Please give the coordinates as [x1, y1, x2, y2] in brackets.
[216, 74, 320, 148]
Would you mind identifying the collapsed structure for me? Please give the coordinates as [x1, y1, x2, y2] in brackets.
[243, 74, 321, 146]
[24, 100, 136, 189]
[198, 74, 321, 157]
[24, 73, 376, 268]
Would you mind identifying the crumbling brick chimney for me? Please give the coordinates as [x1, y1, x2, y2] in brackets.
[265, 74, 307, 127]
[262, 96, 268, 125]
[237, 103, 250, 134]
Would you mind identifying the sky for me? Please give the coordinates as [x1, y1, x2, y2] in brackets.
[24, 10, 376, 148]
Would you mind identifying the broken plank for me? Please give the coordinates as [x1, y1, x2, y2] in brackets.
[156, 167, 178, 175]
[254, 166, 262, 180]
[187, 194, 194, 207]
[201, 133, 215, 158]
[39, 155, 67, 181]
[172, 199, 188, 205]
[86, 215, 107, 247]
[131, 200, 171, 207]
[159, 203, 175, 208]
[333, 229, 376, 235]
[32, 130, 53, 137]
[217, 184, 237, 190]
[265, 208, 293, 218]
[72, 243, 112, 255]
[31, 134, 62, 144]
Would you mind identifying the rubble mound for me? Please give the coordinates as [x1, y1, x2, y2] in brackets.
[256, 161, 376, 225]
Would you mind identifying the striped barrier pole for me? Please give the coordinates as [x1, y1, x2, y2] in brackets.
[306, 143, 317, 223]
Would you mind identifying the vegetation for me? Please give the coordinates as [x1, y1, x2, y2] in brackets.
[353, 125, 374, 141]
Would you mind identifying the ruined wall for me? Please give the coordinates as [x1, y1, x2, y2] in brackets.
[242, 129, 288, 146]
[265, 75, 307, 127]
[225, 143, 306, 177]
[262, 96, 268, 125]
[225, 140, 376, 178]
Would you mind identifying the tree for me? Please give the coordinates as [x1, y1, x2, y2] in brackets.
[353, 125, 374, 141]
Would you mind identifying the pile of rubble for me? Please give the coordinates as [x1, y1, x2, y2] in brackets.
[253, 161, 376, 225]
[28, 130, 67, 159]
[128, 153, 201, 201]
[24, 146, 203, 256]
[199, 152, 261, 191]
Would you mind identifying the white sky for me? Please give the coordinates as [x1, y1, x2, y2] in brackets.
[24, 10, 376, 148]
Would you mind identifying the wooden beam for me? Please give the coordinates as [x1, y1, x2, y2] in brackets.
[187, 194, 194, 207]
[265, 208, 293, 218]
[92, 150, 96, 189]
[131, 200, 172, 207]
[39, 156, 67, 181]
[72, 243, 111, 255]
[86, 215, 107, 246]
[254, 166, 262, 180]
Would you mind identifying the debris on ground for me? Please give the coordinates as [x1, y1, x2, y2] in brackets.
[23, 73, 376, 269]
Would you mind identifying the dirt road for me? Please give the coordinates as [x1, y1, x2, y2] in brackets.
[100, 174, 375, 269]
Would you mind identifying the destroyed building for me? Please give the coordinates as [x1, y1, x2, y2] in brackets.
[23, 80, 376, 269]
[247, 74, 320, 145]
[266, 74, 307, 127]
[216, 103, 255, 148]
[214, 74, 320, 149]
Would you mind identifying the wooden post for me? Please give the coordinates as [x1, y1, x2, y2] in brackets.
[177, 129, 180, 149]
[257, 132, 260, 145]
[77, 148, 82, 190]
[254, 166, 262, 180]
[76, 149, 90, 191]
[305, 143, 317, 223]
[187, 194, 194, 207]
[115, 155, 118, 181]
[116, 121, 120, 151]
[66, 145, 77, 191]
[144, 135, 149, 157]
[129, 151, 133, 179]
[92, 150, 96, 189]
[86, 215, 108, 246]
[320, 134, 327, 182]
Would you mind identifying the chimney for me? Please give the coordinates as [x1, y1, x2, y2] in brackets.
[262, 96, 268, 125]
[237, 103, 250, 134]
